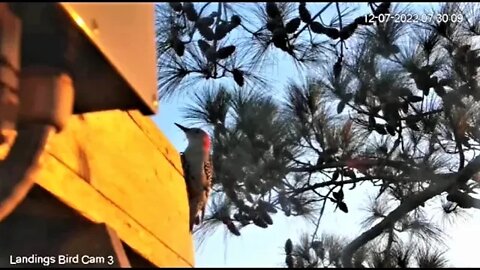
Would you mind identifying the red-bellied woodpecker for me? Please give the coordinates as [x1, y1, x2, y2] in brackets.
[175, 123, 213, 232]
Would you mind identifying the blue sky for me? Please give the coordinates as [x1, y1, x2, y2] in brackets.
[152, 2, 480, 267]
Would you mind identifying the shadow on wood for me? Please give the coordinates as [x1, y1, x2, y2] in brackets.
[0, 185, 130, 268]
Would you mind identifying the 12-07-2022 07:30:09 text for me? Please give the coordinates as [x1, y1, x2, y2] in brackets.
[364, 13, 464, 24]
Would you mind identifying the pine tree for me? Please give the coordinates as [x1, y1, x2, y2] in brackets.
[157, 2, 480, 267]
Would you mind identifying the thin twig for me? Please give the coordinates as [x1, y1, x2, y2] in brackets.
[241, 24, 263, 37]
[311, 187, 334, 244]
[213, 2, 223, 77]
[292, 2, 334, 41]
[336, 2, 343, 30]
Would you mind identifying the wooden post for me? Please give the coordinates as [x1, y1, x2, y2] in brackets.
[0, 185, 131, 268]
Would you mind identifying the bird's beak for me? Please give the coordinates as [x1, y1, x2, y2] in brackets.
[175, 123, 190, 133]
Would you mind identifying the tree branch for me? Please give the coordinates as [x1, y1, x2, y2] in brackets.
[213, 2, 223, 77]
[291, 178, 365, 196]
[288, 158, 414, 174]
[340, 155, 480, 268]
[447, 191, 480, 209]
[457, 155, 480, 184]
[448, 114, 466, 170]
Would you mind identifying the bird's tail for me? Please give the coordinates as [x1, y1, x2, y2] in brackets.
[189, 199, 197, 232]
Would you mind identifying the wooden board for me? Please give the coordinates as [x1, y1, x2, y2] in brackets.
[0, 109, 194, 267]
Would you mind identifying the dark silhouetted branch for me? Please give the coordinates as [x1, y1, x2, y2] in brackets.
[341, 155, 480, 267]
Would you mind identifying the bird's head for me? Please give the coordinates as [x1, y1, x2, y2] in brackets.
[175, 123, 211, 151]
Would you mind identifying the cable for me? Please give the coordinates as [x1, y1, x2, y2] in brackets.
[0, 123, 54, 221]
